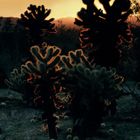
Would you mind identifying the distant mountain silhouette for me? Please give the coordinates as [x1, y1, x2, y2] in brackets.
[0, 17, 18, 31]
[0, 17, 79, 31]
[0, 16, 139, 31]
[53, 17, 78, 28]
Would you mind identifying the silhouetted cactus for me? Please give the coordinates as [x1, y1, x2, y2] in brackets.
[75, 0, 133, 67]
[19, 4, 55, 45]
[62, 62, 124, 139]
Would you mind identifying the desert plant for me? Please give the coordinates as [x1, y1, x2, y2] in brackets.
[62, 61, 124, 139]
[19, 4, 55, 45]
[75, 0, 133, 67]
[5, 67, 28, 92]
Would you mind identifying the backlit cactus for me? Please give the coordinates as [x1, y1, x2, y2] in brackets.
[21, 43, 61, 75]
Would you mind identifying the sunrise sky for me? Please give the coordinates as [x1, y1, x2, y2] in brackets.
[0, 0, 106, 19]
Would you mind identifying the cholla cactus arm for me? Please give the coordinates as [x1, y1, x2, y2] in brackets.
[61, 56, 73, 69]
[61, 49, 91, 70]
[23, 61, 42, 74]
[30, 46, 44, 62]
[26, 44, 62, 75]
[76, 50, 91, 67]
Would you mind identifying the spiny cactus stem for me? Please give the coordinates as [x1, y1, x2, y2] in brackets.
[43, 98, 57, 139]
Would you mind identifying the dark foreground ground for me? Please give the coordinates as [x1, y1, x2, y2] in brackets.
[0, 88, 140, 140]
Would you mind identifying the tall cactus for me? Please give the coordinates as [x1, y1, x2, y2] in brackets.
[75, 0, 133, 67]
[19, 4, 56, 45]
[22, 43, 62, 139]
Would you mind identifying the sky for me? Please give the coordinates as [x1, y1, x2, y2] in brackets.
[0, 0, 105, 19]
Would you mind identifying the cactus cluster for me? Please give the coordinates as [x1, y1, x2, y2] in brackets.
[5, 44, 126, 139]
[2, 1, 139, 139]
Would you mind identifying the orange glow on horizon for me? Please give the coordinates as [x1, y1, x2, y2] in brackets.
[0, 0, 114, 19]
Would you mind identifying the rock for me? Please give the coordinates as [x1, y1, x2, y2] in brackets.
[0, 102, 7, 106]
[108, 128, 115, 135]
[64, 115, 69, 120]
[66, 128, 72, 134]
[100, 123, 106, 128]
[73, 136, 79, 140]
[136, 136, 140, 140]
[30, 118, 37, 123]
[66, 134, 72, 140]
[8, 94, 14, 99]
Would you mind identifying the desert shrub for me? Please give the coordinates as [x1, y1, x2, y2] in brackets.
[4, 67, 34, 104]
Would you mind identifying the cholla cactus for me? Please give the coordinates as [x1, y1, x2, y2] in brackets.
[6, 43, 62, 139]
[21, 43, 62, 139]
[62, 63, 124, 139]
